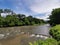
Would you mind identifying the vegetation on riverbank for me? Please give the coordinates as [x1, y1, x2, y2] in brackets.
[29, 38, 58, 45]
[50, 25, 60, 41]
[49, 8, 60, 26]
[49, 25, 60, 45]
[48, 8, 60, 45]
[0, 9, 45, 27]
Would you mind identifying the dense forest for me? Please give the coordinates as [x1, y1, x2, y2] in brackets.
[0, 9, 45, 27]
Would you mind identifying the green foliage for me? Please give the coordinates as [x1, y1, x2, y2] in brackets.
[0, 9, 3, 13]
[5, 15, 21, 26]
[4, 9, 11, 13]
[0, 9, 3, 16]
[49, 8, 60, 26]
[58, 41, 60, 45]
[50, 25, 60, 41]
[0, 16, 6, 27]
[0, 9, 45, 27]
[29, 38, 58, 45]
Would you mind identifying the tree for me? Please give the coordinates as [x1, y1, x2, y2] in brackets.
[0, 9, 3, 16]
[27, 16, 34, 25]
[4, 9, 15, 15]
[0, 9, 45, 27]
[49, 8, 60, 26]
[4, 9, 12, 13]
[0, 16, 5, 27]
[5, 15, 22, 26]
[23, 17, 30, 25]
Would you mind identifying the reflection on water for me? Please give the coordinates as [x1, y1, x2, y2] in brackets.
[0, 24, 50, 45]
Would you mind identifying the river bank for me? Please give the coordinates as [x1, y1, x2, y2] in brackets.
[0, 23, 45, 28]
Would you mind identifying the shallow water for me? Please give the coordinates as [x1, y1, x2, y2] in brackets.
[0, 24, 50, 45]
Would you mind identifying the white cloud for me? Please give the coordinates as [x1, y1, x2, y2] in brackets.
[28, 0, 60, 13]
[14, 0, 60, 14]
[22, 0, 60, 20]
[36, 12, 50, 20]
[5, 0, 60, 20]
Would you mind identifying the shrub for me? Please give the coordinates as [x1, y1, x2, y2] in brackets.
[50, 25, 60, 41]
[29, 38, 58, 45]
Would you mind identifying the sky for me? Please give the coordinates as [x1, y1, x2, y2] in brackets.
[0, 0, 60, 20]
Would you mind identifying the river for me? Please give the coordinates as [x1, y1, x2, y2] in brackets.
[0, 24, 50, 45]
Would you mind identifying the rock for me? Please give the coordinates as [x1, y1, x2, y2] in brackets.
[21, 32, 25, 34]
[39, 35, 44, 38]
[30, 34, 35, 37]
[0, 34, 5, 39]
[36, 35, 40, 37]
[6, 33, 10, 35]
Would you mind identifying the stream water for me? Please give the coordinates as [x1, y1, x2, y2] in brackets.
[0, 24, 50, 45]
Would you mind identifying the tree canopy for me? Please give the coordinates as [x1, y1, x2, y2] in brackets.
[49, 8, 60, 26]
[0, 9, 45, 27]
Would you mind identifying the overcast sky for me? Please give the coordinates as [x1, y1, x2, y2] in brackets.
[0, 0, 60, 20]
